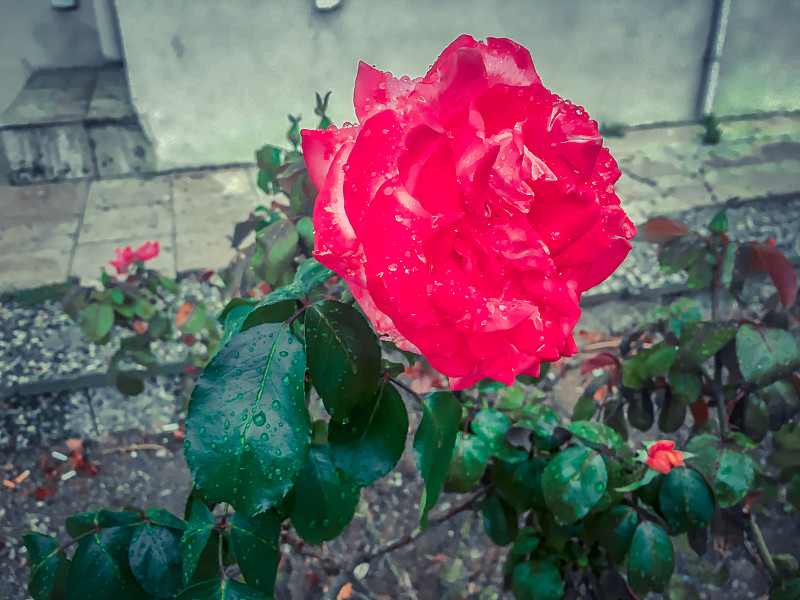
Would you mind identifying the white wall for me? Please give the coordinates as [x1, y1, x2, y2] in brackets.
[0, 0, 108, 114]
[114, 0, 714, 170]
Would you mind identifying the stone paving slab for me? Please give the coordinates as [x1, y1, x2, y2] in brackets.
[0, 182, 89, 291]
[89, 123, 156, 177]
[173, 168, 259, 233]
[0, 125, 96, 184]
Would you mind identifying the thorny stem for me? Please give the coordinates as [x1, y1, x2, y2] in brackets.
[218, 503, 230, 580]
[746, 513, 781, 584]
[713, 353, 728, 437]
[710, 233, 729, 437]
[386, 374, 425, 407]
[285, 301, 310, 327]
[282, 485, 491, 577]
[359, 484, 490, 561]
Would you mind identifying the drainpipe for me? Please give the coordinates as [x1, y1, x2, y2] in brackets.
[696, 0, 732, 118]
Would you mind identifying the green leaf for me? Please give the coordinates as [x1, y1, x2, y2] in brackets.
[493, 459, 546, 513]
[787, 474, 800, 511]
[297, 217, 315, 251]
[585, 505, 638, 564]
[473, 408, 528, 461]
[668, 367, 703, 405]
[445, 434, 489, 493]
[23, 532, 68, 600]
[628, 521, 674, 594]
[175, 578, 273, 599]
[81, 303, 114, 342]
[306, 300, 381, 422]
[571, 394, 597, 421]
[603, 398, 629, 441]
[255, 144, 282, 175]
[771, 578, 800, 600]
[481, 493, 518, 546]
[758, 380, 800, 431]
[593, 456, 626, 512]
[627, 389, 654, 431]
[708, 208, 729, 234]
[622, 342, 677, 388]
[66, 510, 142, 538]
[564, 421, 623, 452]
[116, 371, 145, 396]
[774, 419, 800, 449]
[146, 508, 185, 531]
[230, 510, 282, 596]
[133, 298, 156, 320]
[414, 391, 462, 528]
[241, 299, 301, 333]
[686, 434, 720, 483]
[509, 527, 540, 556]
[284, 258, 331, 296]
[178, 303, 207, 335]
[129, 524, 183, 598]
[675, 321, 737, 368]
[714, 449, 755, 508]
[290, 444, 360, 545]
[658, 234, 704, 274]
[66, 526, 148, 600]
[255, 220, 299, 285]
[289, 175, 308, 216]
[658, 391, 687, 433]
[518, 404, 560, 452]
[658, 468, 714, 532]
[219, 304, 257, 349]
[511, 560, 563, 600]
[179, 497, 216, 585]
[218, 298, 260, 325]
[158, 275, 180, 295]
[328, 380, 408, 487]
[185, 323, 311, 515]
[686, 250, 715, 288]
[736, 325, 800, 381]
[542, 446, 607, 524]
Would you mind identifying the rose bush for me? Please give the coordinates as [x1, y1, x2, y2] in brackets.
[302, 35, 636, 389]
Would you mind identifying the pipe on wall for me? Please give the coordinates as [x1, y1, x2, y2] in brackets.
[696, 0, 732, 118]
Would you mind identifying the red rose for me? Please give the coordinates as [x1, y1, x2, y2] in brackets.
[302, 35, 635, 389]
[109, 241, 160, 275]
[646, 440, 684, 474]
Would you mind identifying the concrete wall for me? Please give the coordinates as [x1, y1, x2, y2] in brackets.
[114, 0, 712, 170]
[0, 0, 108, 114]
[715, 0, 800, 116]
[111, 0, 799, 170]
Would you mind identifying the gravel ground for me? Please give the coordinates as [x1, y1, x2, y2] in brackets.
[589, 194, 800, 297]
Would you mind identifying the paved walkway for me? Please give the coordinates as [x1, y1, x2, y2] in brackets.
[1, 113, 799, 293]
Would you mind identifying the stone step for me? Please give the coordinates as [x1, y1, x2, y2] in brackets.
[0, 65, 155, 185]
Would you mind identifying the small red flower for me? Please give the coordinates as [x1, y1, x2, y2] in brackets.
[646, 440, 684, 474]
[108, 241, 161, 275]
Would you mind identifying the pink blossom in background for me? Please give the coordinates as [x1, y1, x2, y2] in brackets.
[302, 35, 636, 389]
[109, 241, 161, 275]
